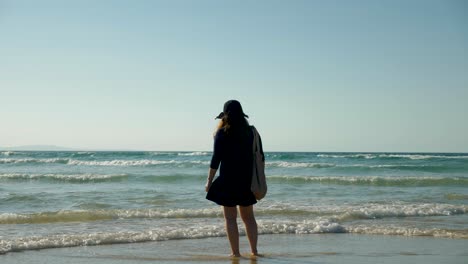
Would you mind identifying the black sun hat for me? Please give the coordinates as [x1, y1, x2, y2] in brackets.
[215, 100, 249, 119]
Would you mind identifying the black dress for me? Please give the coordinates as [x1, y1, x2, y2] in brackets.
[206, 127, 264, 207]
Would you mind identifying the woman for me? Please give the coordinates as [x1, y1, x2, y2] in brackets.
[205, 100, 264, 258]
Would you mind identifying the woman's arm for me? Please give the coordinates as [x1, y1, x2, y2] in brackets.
[206, 130, 222, 192]
[205, 168, 217, 192]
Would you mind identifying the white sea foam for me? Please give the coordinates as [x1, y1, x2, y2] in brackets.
[346, 224, 468, 239]
[0, 220, 343, 254]
[67, 159, 210, 166]
[365, 164, 425, 168]
[0, 151, 14, 156]
[0, 158, 209, 166]
[1, 219, 466, 254]
[267, 161, 335, 168]
[0, 173, 128, 182]
[379, 154, 468, 160]
[266, 161, 441, 169]
[0, 224, 223, 253]
[268, 175, 468, 186]
[67, 159, 172, 166]
[178, 152, 209, 156]
[2, 203, 466, 225]
[334, 203, 467, 220]
[260, 201, 468, 221]
[258, 220, 345, 234]
[317, 153, 468, 160]
[72, 152, 96, 157]
[0, 158, 68, 164]
[317, 154, 375, 159]
[0, 208, 223, 224]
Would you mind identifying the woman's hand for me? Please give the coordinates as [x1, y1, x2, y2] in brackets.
[206, 168, 217, 192]
[205, 180, 212, 192]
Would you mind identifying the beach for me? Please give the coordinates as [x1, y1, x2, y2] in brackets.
[3, 0, 467, 262]
[3, 233, 467, 264]
[2, 0, 467, 262]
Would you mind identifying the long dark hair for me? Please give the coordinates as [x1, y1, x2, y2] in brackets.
[218, 114, 250, 135]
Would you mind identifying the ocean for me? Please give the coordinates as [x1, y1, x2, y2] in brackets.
[1, 151, 467, 254]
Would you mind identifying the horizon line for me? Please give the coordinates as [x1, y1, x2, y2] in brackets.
[0, 147, 466, 154]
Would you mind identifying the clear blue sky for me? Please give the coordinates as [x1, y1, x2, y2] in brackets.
[1, 0, 467, 152]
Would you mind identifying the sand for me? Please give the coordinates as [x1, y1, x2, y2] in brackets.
[2, 233, 467, 264]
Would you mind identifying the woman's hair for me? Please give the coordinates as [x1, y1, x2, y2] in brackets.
[217, 113, 250, 138]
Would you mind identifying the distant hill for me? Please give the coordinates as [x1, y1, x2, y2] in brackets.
[0, 145, 75, 151]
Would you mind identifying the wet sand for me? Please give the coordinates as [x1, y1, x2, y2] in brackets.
[2, 233, 467, 264]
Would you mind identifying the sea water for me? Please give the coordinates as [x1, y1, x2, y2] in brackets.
[0, 151, 467, 254]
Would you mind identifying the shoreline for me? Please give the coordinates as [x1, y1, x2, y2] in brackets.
[3, 233, 467, 264]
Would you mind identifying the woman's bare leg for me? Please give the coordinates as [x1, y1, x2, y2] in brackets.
[239, 205, 258, 256]
[223, 206, 240, 257]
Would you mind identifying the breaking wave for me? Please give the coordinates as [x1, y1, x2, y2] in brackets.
[1, 219, 466, 254]
[1, 203, 465, 225]
[0, 173, 129, 183]
[317, 153, 468, 160]
[269, 175, 468, 187]
[0, 158, 209, 167]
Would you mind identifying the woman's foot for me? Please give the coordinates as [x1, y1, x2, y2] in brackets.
[229, 253, 241, 258]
